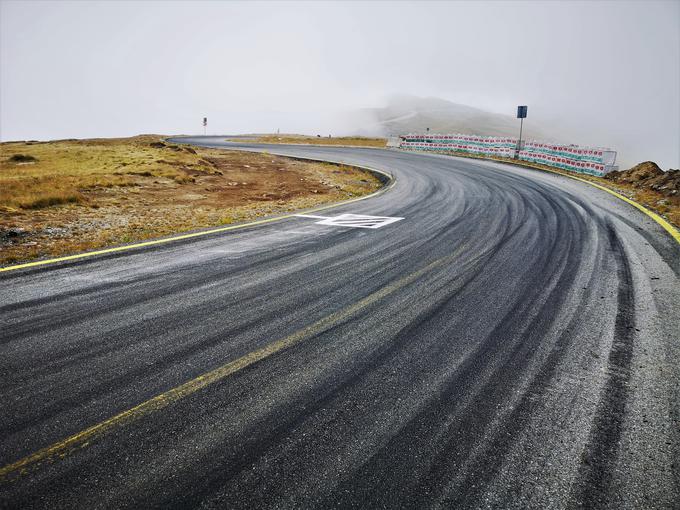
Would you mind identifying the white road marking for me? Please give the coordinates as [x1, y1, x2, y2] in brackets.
[294, 213, 404, 229]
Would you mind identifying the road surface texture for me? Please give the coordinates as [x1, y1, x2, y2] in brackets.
[1, 139, 679, 509]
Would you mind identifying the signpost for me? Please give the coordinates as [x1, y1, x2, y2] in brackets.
[203, 117, 207, 136]
[515, 106, 527, 159]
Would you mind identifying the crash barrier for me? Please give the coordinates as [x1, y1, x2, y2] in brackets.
[518, 141, 617, 176]
[399, 134, 618, 176]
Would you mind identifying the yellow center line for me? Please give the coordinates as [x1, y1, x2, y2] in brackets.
[0, 250, 454, 482]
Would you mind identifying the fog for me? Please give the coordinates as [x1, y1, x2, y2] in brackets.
[1, 0, 679, 169]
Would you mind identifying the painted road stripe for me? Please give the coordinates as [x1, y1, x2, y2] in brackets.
[570, 176, 680, 244]
[0, 247, 460, 482]
[295, 213, 405, 229]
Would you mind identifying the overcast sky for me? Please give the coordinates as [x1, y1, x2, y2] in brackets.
[1, 0, 679, 168]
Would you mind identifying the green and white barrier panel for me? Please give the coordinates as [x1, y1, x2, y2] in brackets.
[399, 134, 617, 176]
[519, 141, 617, 176]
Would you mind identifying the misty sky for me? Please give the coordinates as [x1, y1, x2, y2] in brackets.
[1, 0, 679, 168]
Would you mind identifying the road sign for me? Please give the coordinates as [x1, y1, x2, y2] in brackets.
[517, 106, 528, 119]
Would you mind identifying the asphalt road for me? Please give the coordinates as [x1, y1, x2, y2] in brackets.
[1, 139, 679, 509]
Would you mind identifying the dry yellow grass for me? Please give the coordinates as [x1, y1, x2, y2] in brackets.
[231, 135, 387, 148]
[0, 136, 382, 266]
[1, 136, 194, 210]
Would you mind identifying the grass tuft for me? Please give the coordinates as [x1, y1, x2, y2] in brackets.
[20, 194, 82, 209]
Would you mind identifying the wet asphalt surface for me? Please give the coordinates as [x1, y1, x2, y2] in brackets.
[1, 139, 679, 508]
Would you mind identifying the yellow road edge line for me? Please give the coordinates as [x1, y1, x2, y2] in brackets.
[563, 175, 680, 245]
[0, 163, 395, 274]
[0, 251, 451, 482]
[444, 152, 680, 245]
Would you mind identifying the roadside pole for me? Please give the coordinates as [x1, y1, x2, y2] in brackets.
[515, 105, 527, 159]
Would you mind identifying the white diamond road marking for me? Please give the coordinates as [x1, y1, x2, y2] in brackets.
[294, 213, 404, 229]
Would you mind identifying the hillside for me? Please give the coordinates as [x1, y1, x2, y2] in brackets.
[354, 95, 548, 139]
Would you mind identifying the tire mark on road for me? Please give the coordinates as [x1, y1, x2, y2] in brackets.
[569, 225, 636, 508]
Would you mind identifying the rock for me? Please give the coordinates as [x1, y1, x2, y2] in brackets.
[6, 227, 27, 237]
[605, 162, 680, 197]
[0, 227, 29, 242]
[645, 169, 680, 197]
[149, 142, 166, 149]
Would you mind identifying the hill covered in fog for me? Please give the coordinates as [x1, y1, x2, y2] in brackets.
[352, 95, 548, 139]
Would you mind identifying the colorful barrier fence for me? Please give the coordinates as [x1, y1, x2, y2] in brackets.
[399, 134, 617, 176]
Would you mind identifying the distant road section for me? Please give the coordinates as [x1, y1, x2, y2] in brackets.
[226, 134, 387, 147]
[1, 138, 678, 508]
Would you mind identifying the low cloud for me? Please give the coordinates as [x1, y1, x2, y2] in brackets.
[1, 0, 678, 169]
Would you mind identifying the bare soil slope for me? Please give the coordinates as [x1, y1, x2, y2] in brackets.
[605, 161, 680, 196]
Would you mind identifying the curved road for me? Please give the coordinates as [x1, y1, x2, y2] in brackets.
[1, 139, 679, 508]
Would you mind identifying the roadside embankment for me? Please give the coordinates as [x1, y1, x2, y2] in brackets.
[0, 135, 382, 266]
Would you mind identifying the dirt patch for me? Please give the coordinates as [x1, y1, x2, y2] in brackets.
[0, 135, 383, 266]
